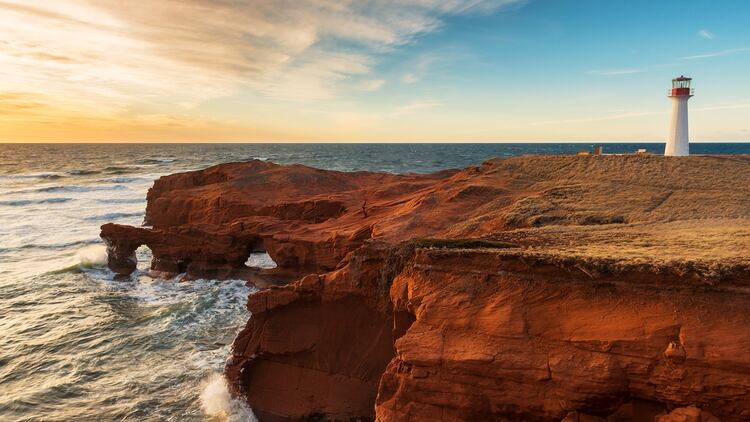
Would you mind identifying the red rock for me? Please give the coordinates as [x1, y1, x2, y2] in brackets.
[376, 248, 750, 421]
[561, 411, 605, 422]
[99, 155, 750, 421]
[656, 406, 721, 422]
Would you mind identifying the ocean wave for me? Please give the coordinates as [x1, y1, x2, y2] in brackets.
[96, 198, 145, 204]
[0, 197, 73, 206]
[201, 374, 257, 422]
[68, 169, 101, 176]
[0, 172, 64, 180]
[83, 212, 143, 221]
[25, 184, 128, 194]
[99, 176, 151, 184]
[138, 158, 177, 165]
[76, 244, 109, 268]
[6, 239, 101, 252]
[103, 166, 142, 174]
[45, 244, 109, 274]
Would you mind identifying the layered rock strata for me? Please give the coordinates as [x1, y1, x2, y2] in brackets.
[101, 155, 750, 421]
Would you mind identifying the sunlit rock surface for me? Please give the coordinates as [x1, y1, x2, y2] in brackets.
[102, 155, 750, 421]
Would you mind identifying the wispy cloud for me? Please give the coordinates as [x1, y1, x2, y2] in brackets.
[402, 54, 438, 84]
[397, 101, 445, 112]
[698, 29, 715, 39]
[402, 73, 420, 84]
[0, 0, 524, 117]
[358, 79, 386, 92]
[678, 47, 750, 60]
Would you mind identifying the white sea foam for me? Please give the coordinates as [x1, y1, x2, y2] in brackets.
[76, 244, 108, 268]
[201, 373, 257, 422]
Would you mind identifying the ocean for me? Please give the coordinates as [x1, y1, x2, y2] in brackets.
[1, 142, 748, 421]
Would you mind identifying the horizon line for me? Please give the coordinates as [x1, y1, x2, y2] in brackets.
[2, 140, 750, 145]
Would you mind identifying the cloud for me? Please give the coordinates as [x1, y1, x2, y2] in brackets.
[358, 79, 386, 92]
[397, 101, 445, 112]
[401, 54, 438, 84]
[402, 73, 420, 84]
[0, 0, 524, 115]
[698, 29, 715, 39]
[678, 47, 750, 60]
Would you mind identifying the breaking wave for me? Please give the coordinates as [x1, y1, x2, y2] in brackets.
[200, 374, 257, 422]
[46, 244, 109, 274]
[75, 244, 109, 268]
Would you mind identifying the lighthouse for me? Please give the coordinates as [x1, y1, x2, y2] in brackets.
[665, 75, 693, 156]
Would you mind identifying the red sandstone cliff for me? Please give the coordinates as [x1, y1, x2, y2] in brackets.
[101, 155, 750, 421]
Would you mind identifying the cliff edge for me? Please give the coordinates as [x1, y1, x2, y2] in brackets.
[101, 155, 750, 421]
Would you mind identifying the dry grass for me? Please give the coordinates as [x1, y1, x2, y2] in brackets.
[488, 218, 750, 268]
[471, 155, 750, 268]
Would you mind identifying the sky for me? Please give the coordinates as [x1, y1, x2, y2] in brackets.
[1, 0, 750, 142]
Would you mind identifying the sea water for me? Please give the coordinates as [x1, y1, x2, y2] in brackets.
[1, 143, 748, 421]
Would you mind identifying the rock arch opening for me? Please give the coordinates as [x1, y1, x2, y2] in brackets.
[135, 244, 154, 273]
[245, 251, 277, 269]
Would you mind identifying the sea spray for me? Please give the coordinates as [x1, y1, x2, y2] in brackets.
[47, 244, 110, 274]
[201, 373, 257, 421]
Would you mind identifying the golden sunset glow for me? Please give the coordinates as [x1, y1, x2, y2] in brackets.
[1, 1, 749, 142]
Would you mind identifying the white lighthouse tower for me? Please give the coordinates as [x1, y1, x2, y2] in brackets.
[665, 75, 693, 156]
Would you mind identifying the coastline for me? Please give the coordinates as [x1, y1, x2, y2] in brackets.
[100, 153, 750, 420]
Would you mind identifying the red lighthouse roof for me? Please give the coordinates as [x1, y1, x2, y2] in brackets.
[669, 75, 693, 97]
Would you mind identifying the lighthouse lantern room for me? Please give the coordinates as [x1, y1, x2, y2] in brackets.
[665, 75, 693, 157]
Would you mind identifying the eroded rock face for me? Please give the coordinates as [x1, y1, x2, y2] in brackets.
[101, 159, 457, 279]
[225, 241, 750, 421]
[100, 155, 750, 421]
[378, 248, 750, 421]
[226, 243, 397, 421]
[656, 406, 721, 422]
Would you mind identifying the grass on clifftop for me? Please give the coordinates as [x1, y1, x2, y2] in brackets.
[409, 238, 518, 250]
[378, 238, 518, 296]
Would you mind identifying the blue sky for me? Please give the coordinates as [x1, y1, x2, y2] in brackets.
[1, 0, 749, 141]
